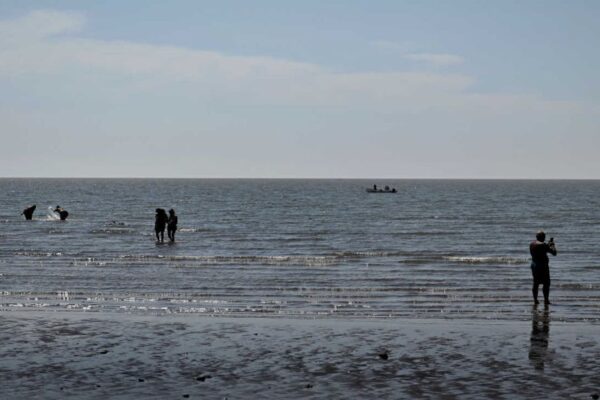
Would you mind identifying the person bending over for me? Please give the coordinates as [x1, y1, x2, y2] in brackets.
[54, 206, 69, 221]
[22, 205, 36, 220]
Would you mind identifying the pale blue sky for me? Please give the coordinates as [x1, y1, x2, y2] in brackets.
[1, 1, 599, 178]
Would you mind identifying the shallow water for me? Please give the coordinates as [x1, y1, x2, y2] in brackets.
[1, 179, 599, 322]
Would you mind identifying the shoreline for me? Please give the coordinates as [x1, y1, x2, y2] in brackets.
[1, 311, 598, 399]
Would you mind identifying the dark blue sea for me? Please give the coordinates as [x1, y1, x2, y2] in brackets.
[1, 179, 598, 322]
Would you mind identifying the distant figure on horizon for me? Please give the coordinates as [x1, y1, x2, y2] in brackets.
[22, 205, 36, 220]
[529, 230, 557, 305]
[155, 208, 168, 242]
[54, 206, 69, 221]
[373, 184, 377, 191]
[167, 209, 178, 242]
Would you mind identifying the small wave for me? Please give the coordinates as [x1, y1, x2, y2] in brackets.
[90, 228, 135, 235]
[178, 228, 213, 233]
[391, 231, 459, 237]
[46, 206, 60, 221]
[555, 283, 600, 290]
[15, 251, 63, 257]
[335, 250, 407, 258]
[268, 236, 325, 243]
[119, 254, 341, 266]
[443, 256, 526, 265]
[398, 255, 527, 265]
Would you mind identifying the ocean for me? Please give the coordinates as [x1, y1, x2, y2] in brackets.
[1, 179, 599, 322]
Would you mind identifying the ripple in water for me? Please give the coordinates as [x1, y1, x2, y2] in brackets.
[1, 179, 599, 323]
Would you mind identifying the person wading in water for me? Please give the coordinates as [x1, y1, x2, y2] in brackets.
[155, 208, 168, 243]
[529, 230, 557, 305]
[167, 209, 178, 242]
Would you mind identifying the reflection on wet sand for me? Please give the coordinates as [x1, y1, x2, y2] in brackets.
[529, 305, 550, 370]
[2, 312, 600, 398]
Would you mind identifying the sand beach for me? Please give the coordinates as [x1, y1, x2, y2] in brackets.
[1, 311, 598, 399]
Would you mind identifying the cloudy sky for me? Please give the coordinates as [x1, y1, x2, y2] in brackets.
[1, 1, 598, 178]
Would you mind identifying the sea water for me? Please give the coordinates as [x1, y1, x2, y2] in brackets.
[0, 179, 598, 322]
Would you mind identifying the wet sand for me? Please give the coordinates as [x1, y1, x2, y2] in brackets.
[0, 311, 598, 399]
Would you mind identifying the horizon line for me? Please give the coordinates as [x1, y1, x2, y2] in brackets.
[1, 176, 599, 181]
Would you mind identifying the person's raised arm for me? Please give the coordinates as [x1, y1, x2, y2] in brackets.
[548, 238, 557, 256]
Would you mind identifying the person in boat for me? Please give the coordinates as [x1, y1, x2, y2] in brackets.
[384, 185, 390, 192]
[167, 208, 178, 242]
[529, 230, 557, 305]
[155, 208, 168, 242]
[22, 205, 36, 220]
[373, 184, 377, 191]
[391, 188, 397, 193]
[54, 206, 69, 221]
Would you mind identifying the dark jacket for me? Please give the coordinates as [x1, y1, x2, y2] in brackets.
[530, 240, 557, 268]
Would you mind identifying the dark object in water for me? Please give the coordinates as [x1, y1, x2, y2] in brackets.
[366, 188, 397, 193]
[22, 205, 36, 220]
[378, 351, 389, 360]
[196, 374, 212, 382]
[167, 208, 178, 242]
[54, 206, 69, 221]
[155, 208, 168, 242]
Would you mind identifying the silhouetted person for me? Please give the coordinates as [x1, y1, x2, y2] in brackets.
[384, 185, 390, 191]
[391, 188, 397, 193]
[167, 209, 178, 242]
[529, 230, 557, 305]
[528, 307, 550, 370]
[155, 208, 168, 242]
[22, 205, 36, 220]
[54, 206, 69, 221]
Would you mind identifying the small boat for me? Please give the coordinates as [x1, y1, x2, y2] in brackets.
[366, 187, 397, 193]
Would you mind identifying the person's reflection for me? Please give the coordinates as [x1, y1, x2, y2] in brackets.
[528, 305, 550, 370]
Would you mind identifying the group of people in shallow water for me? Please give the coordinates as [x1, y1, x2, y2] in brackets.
[155, 208, 178, 243]
[22, 205, 69, 221]
[21, 204, 179, 243]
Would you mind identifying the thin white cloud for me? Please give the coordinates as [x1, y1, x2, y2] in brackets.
[1, 10, 592, 116]
[0, 10, 597, 178]
[405, 53, 465, 66]
[370, 40, 464, 67]
[0, 9, 84, 42]
[0, 10, 472, 107]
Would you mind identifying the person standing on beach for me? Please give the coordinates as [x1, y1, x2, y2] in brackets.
[167, 209, 178, 242]
[155, 208, 168, 242]
[22, 205, 36, 220]
[529, 230, 557, 305]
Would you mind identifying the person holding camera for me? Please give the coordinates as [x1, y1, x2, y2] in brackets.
[529, 230, 557, 305]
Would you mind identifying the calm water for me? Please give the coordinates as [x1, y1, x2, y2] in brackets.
[0, 179, 598, 322]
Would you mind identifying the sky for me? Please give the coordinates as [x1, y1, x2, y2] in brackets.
[0, 0, 599, 178]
